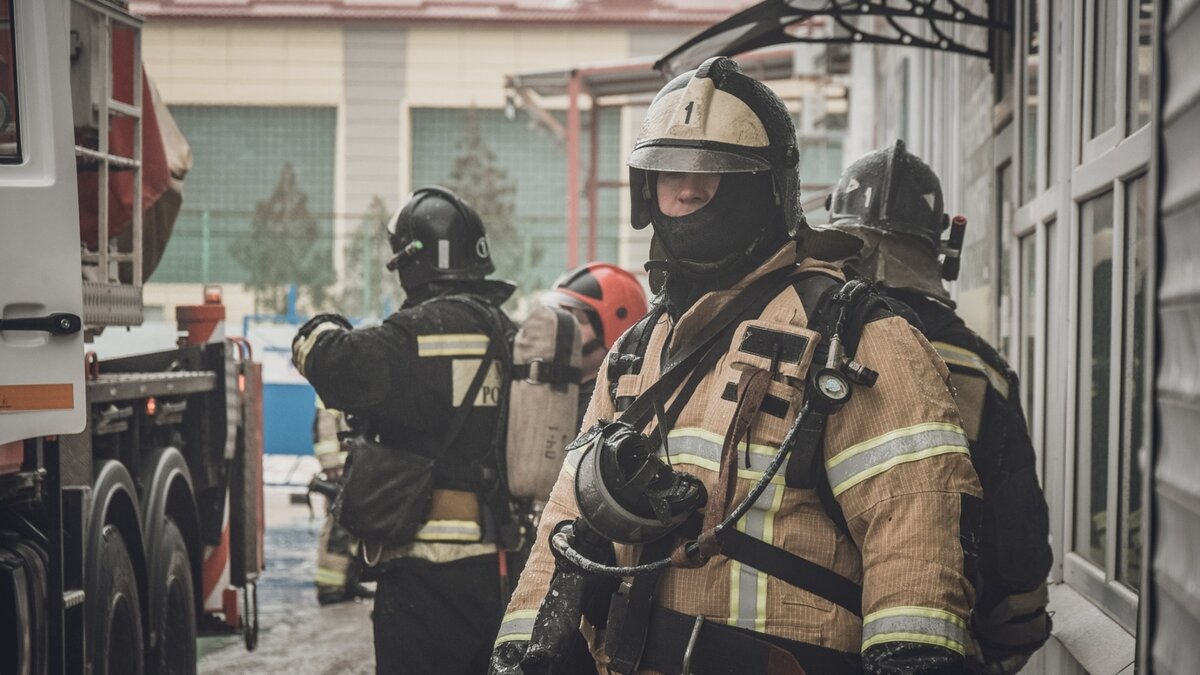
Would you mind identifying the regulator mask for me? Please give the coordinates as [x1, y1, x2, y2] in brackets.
[572, 421, 707, 545]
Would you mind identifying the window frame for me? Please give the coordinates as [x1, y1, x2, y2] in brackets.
[1062, 115, 1152, 639]
[1079, 0, 1131, 163]
[1008, 0, 1154, 635]
[0, 0, 23, 164]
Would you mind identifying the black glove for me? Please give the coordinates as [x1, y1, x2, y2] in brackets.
[863, 642, 966, 675]
[489, 641, 529, 675]
[292, 314, 353, 374]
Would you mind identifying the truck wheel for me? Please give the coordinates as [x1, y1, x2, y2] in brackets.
[149, 519, 196, 675]
[90, 525, 144, 675]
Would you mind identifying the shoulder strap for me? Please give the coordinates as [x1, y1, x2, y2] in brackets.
[784, 276, 892, 539]
[607, 304, 666, 409]
[434, 294, 524, 547]
[616, 266, 799, 434]
[432, 295, 511, 452]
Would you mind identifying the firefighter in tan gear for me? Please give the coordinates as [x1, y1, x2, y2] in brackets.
[310, 400, 369, 605]
[491, 57, 983, 675]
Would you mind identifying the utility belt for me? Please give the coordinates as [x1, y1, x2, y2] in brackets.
[366, 489, 484, 561]
[636, 605, 862, 675]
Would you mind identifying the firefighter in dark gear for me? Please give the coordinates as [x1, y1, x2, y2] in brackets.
[813, 140, 1054, 675]
[293, 186, 519, 675]
[310, 401, 372, 605]
[493, 58, 982, 675]
[542, 263, 649, 427]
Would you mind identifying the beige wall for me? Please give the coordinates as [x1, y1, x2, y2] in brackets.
[142, 23, 344, 105]
[403, 25, 629, 107]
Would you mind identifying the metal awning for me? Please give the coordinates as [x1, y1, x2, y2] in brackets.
[504, 49, 809, 267]
[656, 0, 1011, 76]
[507, 49, 799, 101]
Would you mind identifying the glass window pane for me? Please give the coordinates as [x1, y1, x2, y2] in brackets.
[997, 164, 1014, 356]
[1128, 1, 1154, 131]
[1022, 0, 1040, 202]
[1119, 175, 1150, 590]
[1047, 0, 1061, 186]
[1091, 0, 1117, 136]
[1020, 234, 1038, 424]
[995, 0, 1015, 106]
[0, 0, 20, 163]
[1075, 191, 1114, 566]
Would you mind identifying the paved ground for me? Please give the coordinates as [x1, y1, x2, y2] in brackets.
[198, 478, 376, 674]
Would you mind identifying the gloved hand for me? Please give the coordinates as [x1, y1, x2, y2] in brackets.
[292, 314, 352, 375]
[489, 641, 528, 675]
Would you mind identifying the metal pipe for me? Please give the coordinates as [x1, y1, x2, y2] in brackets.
[566, 71, 582, 268]
[588, 98, 599, 262]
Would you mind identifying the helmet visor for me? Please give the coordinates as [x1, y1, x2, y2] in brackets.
[628, 144, 770, 174]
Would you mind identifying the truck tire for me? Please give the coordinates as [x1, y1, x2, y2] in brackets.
[147, 519, 196, 675]
[90, 525, 144, 675]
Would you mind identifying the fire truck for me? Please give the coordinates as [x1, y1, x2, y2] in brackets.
[1, 1, 264, 673]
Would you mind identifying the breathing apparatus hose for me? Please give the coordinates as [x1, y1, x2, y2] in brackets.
[550, 402, 813, 578]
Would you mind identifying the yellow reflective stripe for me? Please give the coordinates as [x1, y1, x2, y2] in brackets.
[413, 519, 483, 542]
[825, 422, 969, 496]
[932, 341, 1009, 399]
[861, 606, 968, 655]
[313, 440, 341, 455]
[495, 609, 539, 645]
[417, 333, 489, 357]
[293, 322, 343, 376]
[726, 475, 785, 632]
[315, 567, 347, 586]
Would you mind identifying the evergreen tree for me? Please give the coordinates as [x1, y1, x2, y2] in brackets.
[231, 162, 335, 313]
[444, 108, 543, 298]
[339, 196, 402, 318]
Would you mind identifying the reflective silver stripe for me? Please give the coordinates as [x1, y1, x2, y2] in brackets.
[861, 606, 967, 654]
[728, 480, 782, 632]
[413, 519, 482, 542]
[825, 422, 969, 496]
[293, 321, 342, 376]
[932, 341, 1009, 399]
[495, 610, 539, 645]
[659, 429, 782, 631]
[417, 333, 489, 357]
[662, 429, 787, 484]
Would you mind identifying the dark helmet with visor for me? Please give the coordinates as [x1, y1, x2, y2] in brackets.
[818, 139, 947, 249]
[629, 57, 807, 248]
[813, 140, 963, 301]
[386, 186, 495, 289]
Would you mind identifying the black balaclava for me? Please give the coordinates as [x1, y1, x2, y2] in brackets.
[648, 171, 788, 317]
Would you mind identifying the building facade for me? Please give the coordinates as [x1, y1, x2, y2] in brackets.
[125, 2, 686, 322]
[847, 0, 1199, 672]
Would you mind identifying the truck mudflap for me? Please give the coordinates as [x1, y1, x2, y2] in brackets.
[196, 337, 263, 650]
[229, 336, 264, 587]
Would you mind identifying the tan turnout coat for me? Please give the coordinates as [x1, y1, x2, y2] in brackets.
[497, 245, 982, 670]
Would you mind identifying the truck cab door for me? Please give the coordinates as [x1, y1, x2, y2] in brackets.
[0, 0, 86, 444]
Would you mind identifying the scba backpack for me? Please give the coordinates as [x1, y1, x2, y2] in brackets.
[505, 304, 584, 502]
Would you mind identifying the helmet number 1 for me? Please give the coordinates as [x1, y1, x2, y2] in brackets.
[684, 101, 696, 125]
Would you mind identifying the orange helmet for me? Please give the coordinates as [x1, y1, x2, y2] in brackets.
[543, 263, 648, 350]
